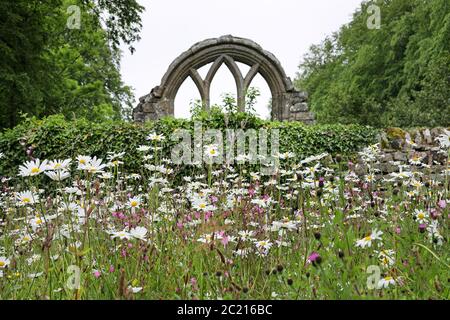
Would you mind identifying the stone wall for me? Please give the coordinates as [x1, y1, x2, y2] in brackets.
[355, 127, 449, 180]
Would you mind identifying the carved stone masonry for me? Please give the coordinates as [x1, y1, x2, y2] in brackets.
[133, 35, 314, 124]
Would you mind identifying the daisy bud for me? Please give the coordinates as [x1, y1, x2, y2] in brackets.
[314, 231, 321, 240]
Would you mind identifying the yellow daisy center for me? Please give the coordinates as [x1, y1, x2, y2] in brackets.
[22, 197, 31, 203]
[0, 261, 5, 267]
[130, 201, 138, 207]
[364, 235, 372, 241]
[31, 167, 40, 174]
[199, 203, 206, 209]
[418, 213, 425, 219]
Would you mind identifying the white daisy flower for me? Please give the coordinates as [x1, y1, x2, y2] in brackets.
[355, 229, 383, 248]
[130, 226, 147, 241]
[18, 159, 48, 177]
[377, 276, 395, 289]
[0, 256, 10, 269]
[16, 190, 39, 206]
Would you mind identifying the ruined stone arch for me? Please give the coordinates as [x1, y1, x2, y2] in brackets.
[133, 35, 314, 123]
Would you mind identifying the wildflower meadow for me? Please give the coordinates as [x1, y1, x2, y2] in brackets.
[0, 128, 448, 300]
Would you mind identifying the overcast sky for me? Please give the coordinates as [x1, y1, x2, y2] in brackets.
[120, 0, 363, 119]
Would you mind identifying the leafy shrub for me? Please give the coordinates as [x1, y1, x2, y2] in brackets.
[0, 114, 379, 177]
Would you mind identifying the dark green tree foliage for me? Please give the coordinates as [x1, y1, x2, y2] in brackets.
[0, 0, 144, 129]
[296, 0, 450, 127]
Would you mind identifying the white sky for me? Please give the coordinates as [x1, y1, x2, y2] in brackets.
[120, 0, 363, 119]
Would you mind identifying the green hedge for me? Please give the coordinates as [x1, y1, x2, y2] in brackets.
[0, 114, 379, 177]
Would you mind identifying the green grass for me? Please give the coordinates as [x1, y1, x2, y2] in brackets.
[0, 143, 448, 300]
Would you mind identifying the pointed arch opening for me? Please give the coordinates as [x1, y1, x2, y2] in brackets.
[174, 77, 201, 119]
[134, 35, 313, 124]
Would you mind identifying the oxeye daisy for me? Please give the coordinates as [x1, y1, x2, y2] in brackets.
[409, 154, 424, 165]
[238, 230, 255, 242]
[192, 197, 215, 211]
[45, 170, 71, 181]
[130, 226, 148, 241]
[277, 151, 295, 160]
[147, 133, 165, 142]
[0, 256, 10, 269]
[30, 215, 45, 231]
[377, 276, 395, 289]
[414, 209, 429, 223]
[378, 250, 395, 268]
[76, 155, 92, 168]
[47, 159, 72, 171]
[18, 159, 48, 177]
[16, 191, 39, 206]
[255, 239, 273, 252]
[410, 179, 424, 188]
[365, 174, 376, 183]
[110, 229, 132, 240]
[137, 145, 151, 152]
[127, 196, 142, 209]
[107, 152, 125, 161]
[204, 144, 220, 158]
[303, 163, 321, 176]
[78, 156, 107, 174]
[355, 229, 383, 248]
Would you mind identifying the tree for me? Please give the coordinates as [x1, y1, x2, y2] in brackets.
[0, 0, 145, 129]
[296, 0, 450, 127]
